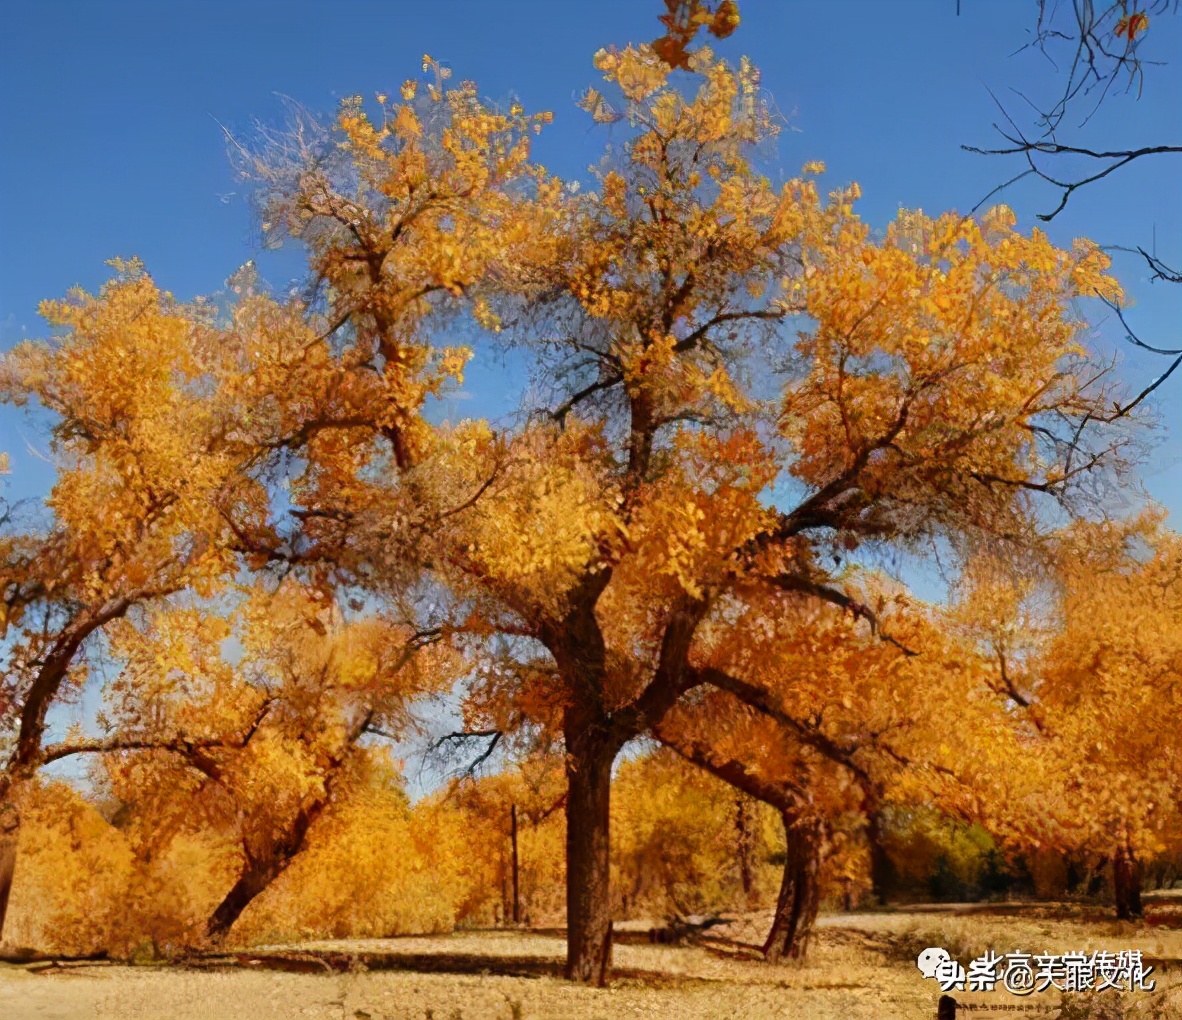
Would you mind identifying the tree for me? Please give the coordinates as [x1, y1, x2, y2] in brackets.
[446, 44, 1138, 980]
[0, 249, 429, 943]
[231, 17, 1140, 980]
[435, 755, 567, 926]
[653, 710, 835, 962]
[94, 580, 455, 946]
[0, 265, 272, 940]
[655, 579, 1010, 957]
[951, 513, 1182, 919]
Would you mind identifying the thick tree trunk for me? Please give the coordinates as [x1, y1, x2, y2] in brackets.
[0, 799, 20, 942]
[564, 731, 617, 986]
[206, 804, 321, 944]
[762, 813, 823, 964]
[205, 789, 325, 942]
[1113, 848, 1143, 920]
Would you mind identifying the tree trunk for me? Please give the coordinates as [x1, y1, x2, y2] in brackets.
[564, 730, 617, 986]
[206, 795, 322, 942]
[510, 802, 520, 925]
[0, 799, 19, 942]
[762, 813, 823, 963]
[1113, 847, 1143, 920]
[206, 855, 287, 942]
[865, 810, 892, 906]
[735, 795, 755, 906]
[203, 708, 373, 944]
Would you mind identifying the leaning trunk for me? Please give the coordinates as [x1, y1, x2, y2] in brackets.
[205, 854, 288, 942]
[564, 729, 617, 986]
[762, 813, 823, 964]
[205, 792, 324, 943]
[1113, 847, 1143, 920]
[0, 799, 19, 942]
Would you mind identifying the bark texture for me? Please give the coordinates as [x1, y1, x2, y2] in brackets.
[563, 726, 618, 985]
[762, 813, 824, 964]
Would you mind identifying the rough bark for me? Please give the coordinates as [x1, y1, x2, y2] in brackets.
[563, 724, 618, 986]
[206, 787, 326, 943]
[206, 854, 285, 941]
[762, 813, 824, 964]
[541, 580, 705, 985]
[1113, 847, 1143, 920]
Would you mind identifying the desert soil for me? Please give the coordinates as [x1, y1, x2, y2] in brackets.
[2, 901, 1180, 1020]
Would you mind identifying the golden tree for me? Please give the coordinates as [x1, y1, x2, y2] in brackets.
[951, 513, 1182, 918]
[424, 40, 1133, 980]
[0, 265, 269, 941]
[224, 15, 1138, 979]
[94, 580, 456, 947]
[0, 247, 440, 943]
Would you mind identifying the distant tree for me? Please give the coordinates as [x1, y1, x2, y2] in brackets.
[97, 581, 454, 946]
[949, 514, 1182, 919]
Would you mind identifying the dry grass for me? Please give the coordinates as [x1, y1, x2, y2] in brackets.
[1, 904, 1179, 1020]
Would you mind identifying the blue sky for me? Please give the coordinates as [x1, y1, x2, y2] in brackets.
[2, 0, 1179, 794]
[2, 0, 1178, 519]
[0, 0, 1178, 528]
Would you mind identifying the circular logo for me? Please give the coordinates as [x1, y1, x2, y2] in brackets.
[1004, 958, 1036, 996]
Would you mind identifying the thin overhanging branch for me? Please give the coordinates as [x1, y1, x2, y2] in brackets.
[765, 574, 917, 656]
[427, 728, 503, 778]
[965, 135, 1182, 222]
[695, 667, 873, 786]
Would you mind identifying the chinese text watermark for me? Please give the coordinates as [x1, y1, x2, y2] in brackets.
[917, 947, 1155, 994]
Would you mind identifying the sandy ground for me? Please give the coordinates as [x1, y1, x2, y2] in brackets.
[2, 904, 1180, 1020]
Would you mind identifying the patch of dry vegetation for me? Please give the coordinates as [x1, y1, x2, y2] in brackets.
[1, 908, 1178, 1020]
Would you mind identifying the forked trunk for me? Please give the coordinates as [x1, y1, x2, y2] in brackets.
[564, 730, 617, 986]
[762, 813, 823, 964]
[1113, 847, 1143, 920]
[0, 799, 19, 942]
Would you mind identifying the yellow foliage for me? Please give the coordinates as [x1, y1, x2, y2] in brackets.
[4, 782, 132, 955]
[233, 753, 464, 943]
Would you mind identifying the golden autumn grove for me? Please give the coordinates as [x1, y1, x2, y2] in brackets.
[1, 4, 1180, 1012]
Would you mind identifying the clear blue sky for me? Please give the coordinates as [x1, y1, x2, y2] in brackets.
[2, 0, 1179, 795]
[2, 0, 1179, 512]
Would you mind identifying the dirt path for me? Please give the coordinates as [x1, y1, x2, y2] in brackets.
[2, 907, 1178, 1020]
